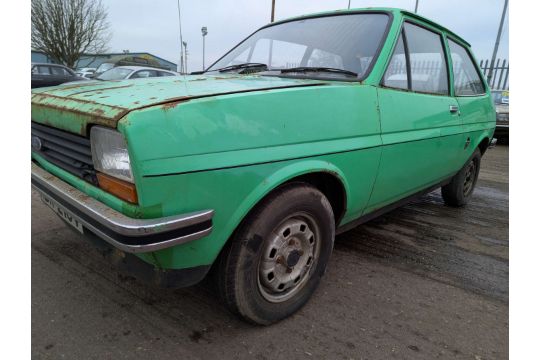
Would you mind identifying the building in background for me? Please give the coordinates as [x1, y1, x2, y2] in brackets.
[31, 50, 177, 71]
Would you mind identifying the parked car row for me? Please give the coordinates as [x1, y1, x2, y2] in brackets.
[31, 55, 180, 88]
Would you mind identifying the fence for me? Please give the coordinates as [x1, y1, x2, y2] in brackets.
[385, 57, 509, 92]
[479, 58, 509, 90]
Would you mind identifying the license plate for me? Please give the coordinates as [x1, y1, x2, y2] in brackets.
[41, 193, 84, 234]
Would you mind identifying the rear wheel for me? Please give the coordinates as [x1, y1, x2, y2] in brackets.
[441, 149, 481, 207]
[217, 183, 335, 325]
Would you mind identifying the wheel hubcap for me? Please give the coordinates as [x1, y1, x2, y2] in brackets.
[463, 160, 477, 196]
[258, 214, 320, 303]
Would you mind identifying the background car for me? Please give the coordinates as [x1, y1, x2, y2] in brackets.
[92, 55, 172, 78]
[31, 63, 87, 88]
[75, 67, 96, 79]
[492, 90, 509, 142]
[63, 66, 178, 86]
[96, 66, 178, 80]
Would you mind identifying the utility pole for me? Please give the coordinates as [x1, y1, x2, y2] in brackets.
[487, 0, 509, 85]
[177, 0, 185, 73]
[414, 0, 419, 13]
[348, 0, 351, 9]
[271, 0, 275, 22]
[201, 26, 208, 71]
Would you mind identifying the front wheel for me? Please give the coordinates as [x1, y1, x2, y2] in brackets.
[441, 148, 481, 207]
[216, 183, 335, 325]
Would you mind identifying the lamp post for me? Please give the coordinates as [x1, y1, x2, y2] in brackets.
[201, 26, 208, 71]
[183, 41, 188, 74]
[415, 0, 419, 13]
[487, 0, 509, 85]
[177, 0, 184, 73]
[348, 1, 351, 9]
[271, 0, 275, 22]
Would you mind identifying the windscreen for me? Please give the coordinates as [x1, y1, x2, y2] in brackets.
[208, 13, 389, 79]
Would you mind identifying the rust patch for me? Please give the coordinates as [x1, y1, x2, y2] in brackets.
[161, 101, 181, 111]
[90, 108, 105, 116]
[67, 83, 134, 96]
[32, 93, 127, 112]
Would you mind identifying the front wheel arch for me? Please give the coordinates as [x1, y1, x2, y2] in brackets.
[217, 161, 349, 259]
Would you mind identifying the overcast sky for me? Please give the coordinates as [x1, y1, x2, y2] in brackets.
[103, 0, 509, 72]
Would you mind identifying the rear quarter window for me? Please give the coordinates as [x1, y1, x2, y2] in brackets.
[448, 39, 485, 96]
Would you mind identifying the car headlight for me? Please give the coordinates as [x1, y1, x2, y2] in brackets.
[90, 126, 134, 183]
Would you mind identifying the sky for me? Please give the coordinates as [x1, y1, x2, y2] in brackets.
[103, 0, 509, 73]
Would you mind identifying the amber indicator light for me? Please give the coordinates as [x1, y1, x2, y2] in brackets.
[96, 172, 138, 204]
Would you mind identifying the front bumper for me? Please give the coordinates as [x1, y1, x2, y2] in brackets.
[31, 162, 214, 254]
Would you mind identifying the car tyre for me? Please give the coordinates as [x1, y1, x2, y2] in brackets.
[216, 183, 335, 325]
[441, 148, 481, 207]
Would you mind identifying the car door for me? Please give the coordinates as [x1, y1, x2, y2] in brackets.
[365, 21, 462, 213]
[50, 66, 74, 85]
[446, 37, 494, 165]
[31, 65, 54, 88]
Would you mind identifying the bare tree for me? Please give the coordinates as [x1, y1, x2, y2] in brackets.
[31, 0, 111, 68]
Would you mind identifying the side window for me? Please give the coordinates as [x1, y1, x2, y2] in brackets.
[131, 70, 158, 78]
[158, 71, 174, 77]
[448, 39, 485, 96]
[404, 22, 449, 95]
[51, 66, 69, 76]
[382, 31, 408, 90]
[37, 66, 51, 75]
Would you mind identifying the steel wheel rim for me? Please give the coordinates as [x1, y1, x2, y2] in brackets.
[463, 160, 477, 196]
[257, 213, 321, 303]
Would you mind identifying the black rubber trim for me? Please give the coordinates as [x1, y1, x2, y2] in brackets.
[32, 177, 213, 247]
[84, 231, 211, 288]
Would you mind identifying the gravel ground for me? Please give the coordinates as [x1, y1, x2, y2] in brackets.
[32, 145, 508, 360]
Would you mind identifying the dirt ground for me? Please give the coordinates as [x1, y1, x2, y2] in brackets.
[31, 145, 508, 360]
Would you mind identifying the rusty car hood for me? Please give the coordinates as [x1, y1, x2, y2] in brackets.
[31, 74, 326, 136]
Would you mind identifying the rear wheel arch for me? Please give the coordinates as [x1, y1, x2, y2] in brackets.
[478, 136, 490, 155]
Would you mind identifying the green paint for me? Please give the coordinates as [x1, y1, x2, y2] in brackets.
[31, 8, 495, 271]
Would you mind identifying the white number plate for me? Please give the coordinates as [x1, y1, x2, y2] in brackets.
[41, 193, 84, 234]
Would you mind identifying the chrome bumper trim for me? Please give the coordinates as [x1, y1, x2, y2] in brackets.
[31, 162, 214, 253]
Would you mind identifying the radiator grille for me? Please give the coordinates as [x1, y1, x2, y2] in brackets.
[31, 122, 97, 185]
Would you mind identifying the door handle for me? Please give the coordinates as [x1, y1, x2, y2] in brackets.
[449, 105, 459, 113]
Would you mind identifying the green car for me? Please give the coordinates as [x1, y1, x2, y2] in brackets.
[31, 8, 495, 324]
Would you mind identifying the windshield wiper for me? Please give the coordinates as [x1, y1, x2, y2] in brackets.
[212, 62, 269, 73]
[280, 67, 358, 77]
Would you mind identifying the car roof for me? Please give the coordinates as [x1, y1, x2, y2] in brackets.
[31, 62, 68, 67]
[266, 7, 470, 47]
